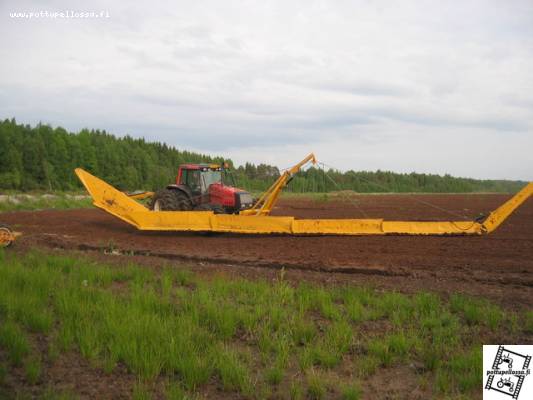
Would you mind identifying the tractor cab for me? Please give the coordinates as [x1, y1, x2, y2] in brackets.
[176, 163, 253, 212]
[177, 163, 226, 199]
[148, 162, 254, 213]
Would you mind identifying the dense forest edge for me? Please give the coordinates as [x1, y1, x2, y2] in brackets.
[0, 119, 526, 193]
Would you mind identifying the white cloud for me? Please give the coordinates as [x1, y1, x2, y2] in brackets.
[1, 0, 532, 179]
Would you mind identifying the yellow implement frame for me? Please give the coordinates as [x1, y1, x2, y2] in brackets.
[74, 166, 532, 236]
[126, 191, 155, 200]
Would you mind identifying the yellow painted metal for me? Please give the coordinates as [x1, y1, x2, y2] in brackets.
[126, 191, 154, 200]
[481, 182, 533, 233]
[75, 168, 532, 236]
[241, 153, 317, 216]
[75, 168, 148, 229]
[382, 220, 481, 235]
[293, 219, 384, 235]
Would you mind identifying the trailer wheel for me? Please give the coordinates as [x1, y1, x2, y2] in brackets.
[0, 224, 14, 248]
[150, 189, 192, 211]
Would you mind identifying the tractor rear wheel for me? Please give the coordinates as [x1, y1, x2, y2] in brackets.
[150, 189, 192, 211]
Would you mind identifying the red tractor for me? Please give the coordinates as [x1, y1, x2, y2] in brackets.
[149, 163, 254, 213]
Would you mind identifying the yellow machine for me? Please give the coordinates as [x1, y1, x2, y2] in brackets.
[240, 153, 317, 216]
[0, 224, 20, 248]
[75, 154, 532, 236]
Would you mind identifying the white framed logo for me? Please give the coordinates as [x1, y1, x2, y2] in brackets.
[484, 345, 532, 399]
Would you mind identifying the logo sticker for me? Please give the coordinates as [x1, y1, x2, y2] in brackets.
[484, 345, 532, 399]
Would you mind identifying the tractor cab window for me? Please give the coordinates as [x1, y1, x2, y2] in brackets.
[181, 168, 222, 195]
[181, 170, 202, 194]
[221, 169, 236, 186]
[202, 170, 222, 189]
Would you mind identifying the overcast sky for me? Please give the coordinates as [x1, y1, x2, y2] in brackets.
[1, 0, 532, 180]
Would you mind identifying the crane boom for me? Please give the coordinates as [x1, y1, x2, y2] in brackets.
[240, 153, 317, 216]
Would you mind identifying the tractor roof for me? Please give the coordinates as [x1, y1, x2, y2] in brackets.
[180, 163, 229, 170]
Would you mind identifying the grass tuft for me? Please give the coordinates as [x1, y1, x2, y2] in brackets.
[265, 365, 284, 385]
[525, 311, 533, 334]
[132, 381, 152, 400]
[341, 383, 361, 400]
[306, 371, 327, 400]
[25, 356, 42, 384]
[214, 346, 252, 394]
[289, 383, 304, 400]
[165, 381, 192, 400]
[0, 362, 7, 385]
[0, 321, 29, 366]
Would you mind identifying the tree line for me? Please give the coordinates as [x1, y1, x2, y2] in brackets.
[0, 119, 525, 193]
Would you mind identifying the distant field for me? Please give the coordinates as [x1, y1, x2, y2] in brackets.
[1, 251, 530, 399]
[0, 190, 518, 213]
[0, 191, 347, 213]
[0, 193, 92, 213]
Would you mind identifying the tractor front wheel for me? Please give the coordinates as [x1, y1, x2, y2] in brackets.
[150, 189, 192, 211]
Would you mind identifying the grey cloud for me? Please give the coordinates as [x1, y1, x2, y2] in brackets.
[367, 108, 530, 132]
[315, 81, 411, 97]
[0, 0, 532, 179]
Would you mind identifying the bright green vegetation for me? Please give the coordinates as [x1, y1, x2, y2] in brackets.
[0, 251, 529, 399]
[0, 194, 92, 213]
[0, 118, 525, 193]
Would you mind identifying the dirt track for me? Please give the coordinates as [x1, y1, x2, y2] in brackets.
[3, 194, 532, 308]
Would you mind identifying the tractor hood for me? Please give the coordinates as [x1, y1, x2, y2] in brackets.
[209, 183, 253, 209]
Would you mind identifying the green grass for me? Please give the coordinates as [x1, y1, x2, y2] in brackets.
[0, 321, 30, 366]
[24, 356, 42, 384]
[303, 320, 352, 368]
[289, 383, 304, 400]
[0, 250, 529, 398]
[357, 355, 379, 377]
[214, 346, 252, 394]
[165, 381, 193, 400]
[132, 382, 152, 400]
[40, 387, 78, 400]
[525, 311, 533, 334]
[341, 383, 361, 400]
[0, 362, 7, 385]
[306, 371, 328, 400]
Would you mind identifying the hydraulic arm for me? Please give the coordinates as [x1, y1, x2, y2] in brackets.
[241, 153, 317, 216]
